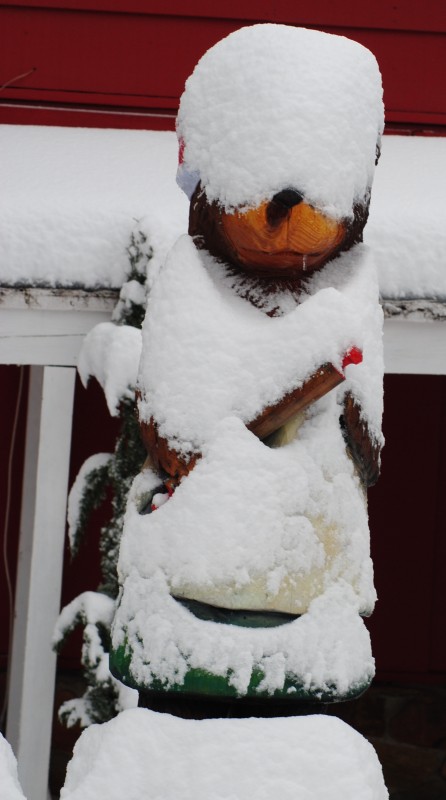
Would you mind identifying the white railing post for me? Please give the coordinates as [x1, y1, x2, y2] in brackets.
[6, 365, 76, 800]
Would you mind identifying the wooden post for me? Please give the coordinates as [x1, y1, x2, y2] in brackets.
[6, 365, 76, 800]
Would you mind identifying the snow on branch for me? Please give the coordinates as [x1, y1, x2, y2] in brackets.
[78, 323, 142, 416]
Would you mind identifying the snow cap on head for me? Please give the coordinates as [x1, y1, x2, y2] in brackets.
[176, 24, 384, 218]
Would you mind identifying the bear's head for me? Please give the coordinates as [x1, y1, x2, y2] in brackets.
[177, 24, 383, 285]
[188, 182, 369, 280]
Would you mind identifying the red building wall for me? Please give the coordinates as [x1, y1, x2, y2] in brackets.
[1, 1, 445, 129]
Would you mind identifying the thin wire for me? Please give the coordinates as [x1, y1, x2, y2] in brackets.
[0, 68, 36, 92]
[0, 366, 25, 732]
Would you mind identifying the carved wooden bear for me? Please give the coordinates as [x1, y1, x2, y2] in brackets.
[111, 23, 384, 711]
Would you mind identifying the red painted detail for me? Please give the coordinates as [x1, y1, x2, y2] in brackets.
[178, 137, 185, 165]
[332, 347, 363, 381]
[342, 347, 363, 370]
[151, 484, 175, 510]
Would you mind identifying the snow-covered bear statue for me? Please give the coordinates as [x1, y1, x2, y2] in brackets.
[110, 24, 384, 713]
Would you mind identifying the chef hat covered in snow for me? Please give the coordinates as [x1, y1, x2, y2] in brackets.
[176, 24, 384, 219]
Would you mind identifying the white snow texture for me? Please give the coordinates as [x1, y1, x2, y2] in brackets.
[53, 591, 138, 727]
[0, 126, 188, 288]
[0, 131, 443, 300]
[0, 734, 26, 800]
[61, 709, 388, 800]
[177, 24, 384, 217]
[67, 453, 112, 550]
[366, 136, 446, 300]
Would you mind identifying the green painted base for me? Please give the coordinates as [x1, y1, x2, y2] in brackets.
[110, 639, 371, 705]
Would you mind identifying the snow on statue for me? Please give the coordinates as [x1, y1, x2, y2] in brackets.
[110, 24, 384, 707]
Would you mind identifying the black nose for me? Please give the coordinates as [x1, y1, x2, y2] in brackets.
[267, 189, 304, 227]
[271, 189, 304, 209]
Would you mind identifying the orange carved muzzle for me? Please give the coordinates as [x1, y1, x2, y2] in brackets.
[221, 190, 345, 275]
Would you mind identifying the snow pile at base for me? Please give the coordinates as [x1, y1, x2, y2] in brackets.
[61, 709, 388, 800]
[366, 135, 446, 300]
[177, 24, 383, 217]
[139, 236, 383, 451]
[0, 734, 26, 800]
[0, 126, 188, 288]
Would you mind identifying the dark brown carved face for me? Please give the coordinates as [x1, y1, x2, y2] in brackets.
[189, 185, 370, 280]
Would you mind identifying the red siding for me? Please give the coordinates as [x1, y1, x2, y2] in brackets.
[367, 375, 446, 680]
[0, 367, 28, 670]
[0, 370, 119, 668]
[1, 1, 445, 128]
